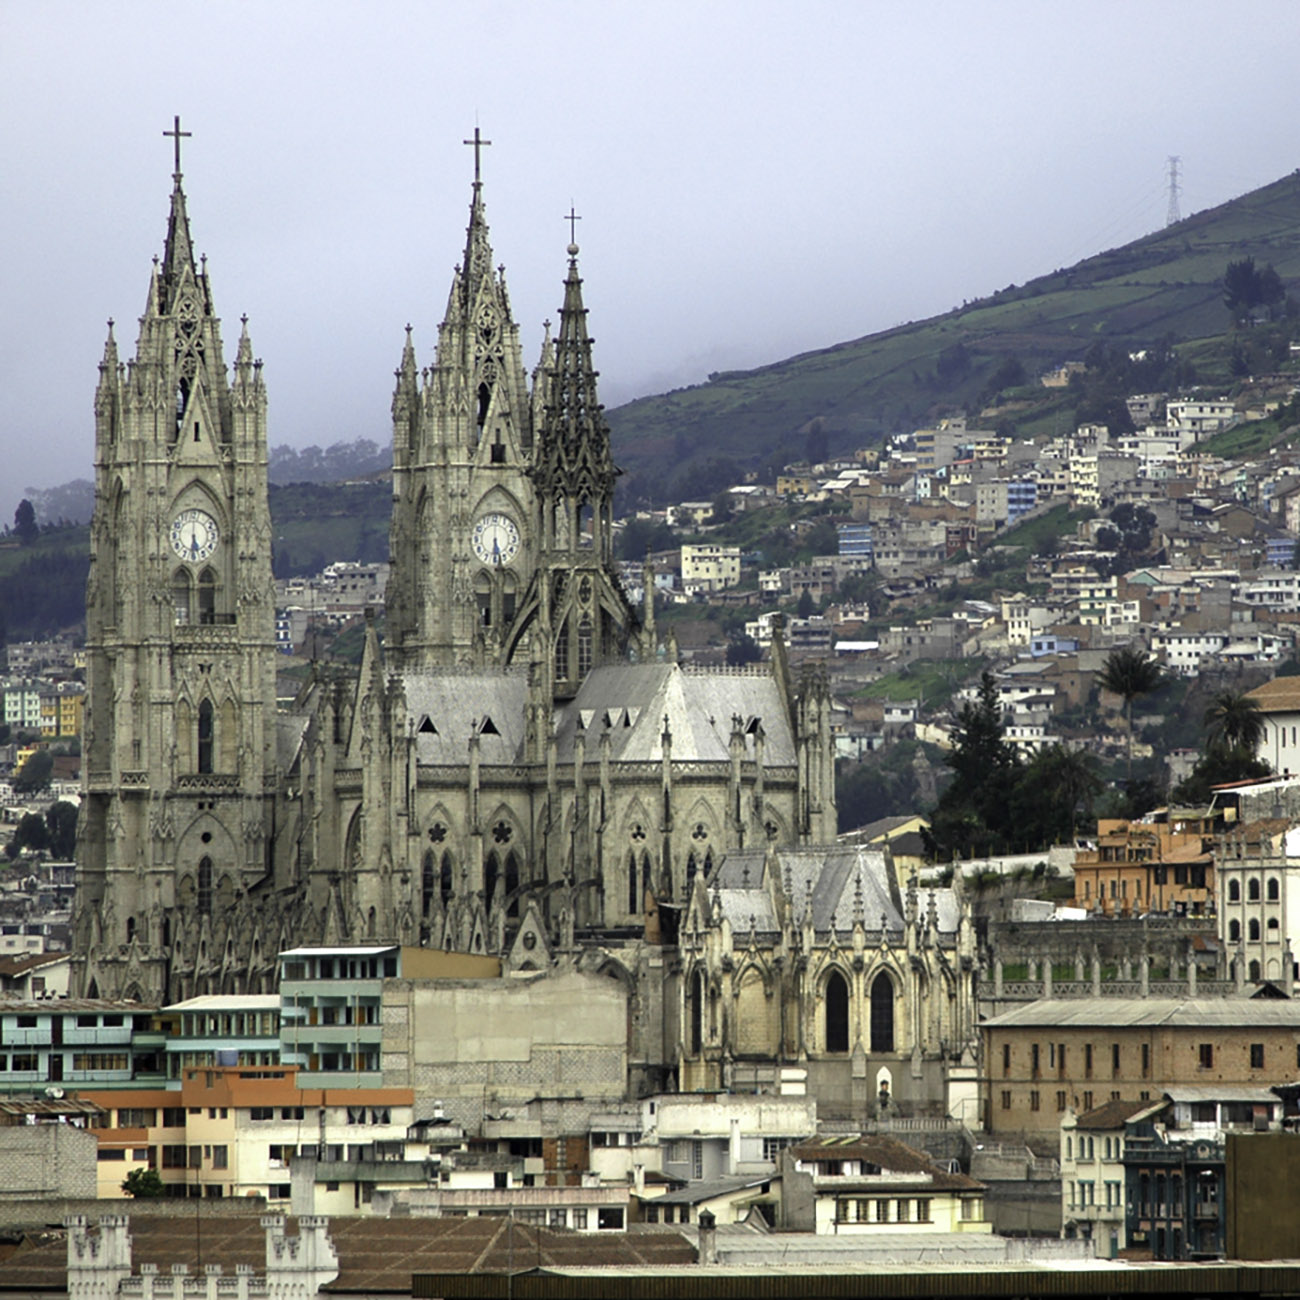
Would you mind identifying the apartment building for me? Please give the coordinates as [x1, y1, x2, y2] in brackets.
[83, 1064, 415, 1204]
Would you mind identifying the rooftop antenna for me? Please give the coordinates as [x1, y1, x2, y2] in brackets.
[1165, 156, 1182, 228]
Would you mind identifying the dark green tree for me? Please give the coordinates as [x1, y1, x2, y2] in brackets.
[924, 672, 1021, 860]
[45, 800, 79, 861]
[9, 811, 49, 858]
[1097, 647, 1164, 783]
[1025, 745, 1103, 841]
[795, 589, 815, 619]
[13, 499, 38, 546]
[122, 1168, 165, 1198]
[12, 748, 53, 794]
[725, 635, 762, 667]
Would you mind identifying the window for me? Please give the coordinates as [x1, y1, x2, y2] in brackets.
[1002, 1043, 1011, 1076]
[1249, 878, 1261, 902]
[895, 1199, 910, 1223]
[548, 1209, 567, 1228]
[250, 1107, 273, 1121]
[281, 1107, 305, 1121]
[825, 971, 849, 1053]
[1268, 877, 1280, 902]
[198, 699, 214, 773]
[571, 1209, 588, 1230]
[212, 1146, 228, 1170]
[1229, 920, 1241, 942]
[875, 1198, 889, 1222]
[1112, 1043, 1120, 1076]
[1085, 1043, 1093, 1079]
[1057, 1043, 1067, 1077]
[869, 972, 894, 1053]
[162, 1108, 185, 1127]
[1031, 1043, 1040, 1078]
[1199, 1043, 1213, 1069]
[1030, 1091, 1040, 1112]
[162, 1145, 187, 1169]
[1251, 1043, 1265, 1069]
[1000, 1090, 1011, 1110]
[98, 1148, 126, 1162]
[915, 1198, 931, 1222]
[1141, 1043, 1150, 1078]
[1056, 1090, 1067, 1112]
[1229, 879, 1241, 902]
[1249, 919, 1261, 941]
[1082, 1091, 1093, 1112]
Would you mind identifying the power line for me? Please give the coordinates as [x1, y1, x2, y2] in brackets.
[1166, 156, 1182, 227]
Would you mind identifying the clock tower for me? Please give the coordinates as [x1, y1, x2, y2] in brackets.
[75, 122, 280, 1001]
[387, 134, 539, 670]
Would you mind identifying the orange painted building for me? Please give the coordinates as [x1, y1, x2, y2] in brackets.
[80, 1064, 414, 1203]
[1072, 809, 1218, 917]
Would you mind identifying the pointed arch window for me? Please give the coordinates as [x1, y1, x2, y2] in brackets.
[578, 502, 594, 549]
[421, 851, 436, 921]
[1249, 878, 1261, 902]
[1268, 877, 1280, 901]
[555, 618, 570, 681]
[440, 852, 454, 907]
[686, 852, 698, 893]
[198, 857, 213, 916]
[504, 851, 521, 918]
[486, 851, 501, 906]
[172, 569, 192, 625]
[578, 615, 593, 678]
[628, 850, 639, 914]
[825, 971, 849, 1053]
[689, 970, 704, 1055]
[477, 382, 491, 432]
[197, 699, 214, 774]
[198, 567, 217, 625]
[870, 972, 895, 1053]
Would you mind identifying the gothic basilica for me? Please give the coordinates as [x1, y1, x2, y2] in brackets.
[71, 133, 975, 1115]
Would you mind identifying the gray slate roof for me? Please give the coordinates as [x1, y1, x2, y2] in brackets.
[713, 846, 961, 937]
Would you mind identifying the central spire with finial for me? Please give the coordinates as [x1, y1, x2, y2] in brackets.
[565, 204, 582, 256]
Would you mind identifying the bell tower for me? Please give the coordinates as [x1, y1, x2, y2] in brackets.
[387, 130, 536, 669]
[75, 120, 279, 1001]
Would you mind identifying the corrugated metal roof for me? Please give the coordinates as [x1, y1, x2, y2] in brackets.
[983, 997, 1300, 1029]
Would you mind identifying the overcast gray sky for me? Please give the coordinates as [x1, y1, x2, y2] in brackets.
[4, 0, 1298, 522]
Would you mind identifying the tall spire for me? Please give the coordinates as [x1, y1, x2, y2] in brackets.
[158, 116, 198, 313]
[461, 127, 494, 292]
[536, 239, 616, 496]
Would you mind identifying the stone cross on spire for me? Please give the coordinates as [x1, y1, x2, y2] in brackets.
[565, 205, 582, 247]
[463, 126, 491, 185]
[163, 115, 191, 176]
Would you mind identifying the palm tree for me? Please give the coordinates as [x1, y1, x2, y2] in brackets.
[1098, 646, 1164, 783]
[1203, 689, 1265, 756]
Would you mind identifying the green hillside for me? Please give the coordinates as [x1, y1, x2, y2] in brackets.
[606, 171, 1300, 504]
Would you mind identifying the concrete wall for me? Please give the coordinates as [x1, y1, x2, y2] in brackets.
[0, 1124, 97, 1200]
[382, 969, 628, 1127]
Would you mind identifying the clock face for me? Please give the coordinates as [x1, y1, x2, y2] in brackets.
[471, 512, 520, 566]
[171, 508, 219, 563]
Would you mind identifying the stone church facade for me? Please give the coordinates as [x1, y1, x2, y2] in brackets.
[71, 138, 974, 1116]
